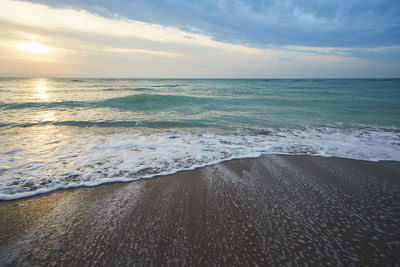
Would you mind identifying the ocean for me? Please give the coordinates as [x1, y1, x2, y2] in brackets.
[1, 78, 399, 200]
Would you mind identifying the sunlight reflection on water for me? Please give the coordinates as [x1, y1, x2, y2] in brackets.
[36, 79, 50, 101]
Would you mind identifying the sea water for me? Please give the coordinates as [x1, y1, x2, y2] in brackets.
[1, 78, 399, 199]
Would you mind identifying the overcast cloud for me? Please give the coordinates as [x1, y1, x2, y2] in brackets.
[25, 0, 400, 47]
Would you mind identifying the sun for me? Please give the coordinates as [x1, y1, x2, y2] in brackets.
[18, 42, 48, 54]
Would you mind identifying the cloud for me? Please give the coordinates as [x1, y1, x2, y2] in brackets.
[24, 0, 400, 48]
[0, 0, 399, 78]
[0, 0, 271, 77]
[1, 0, 265, 55]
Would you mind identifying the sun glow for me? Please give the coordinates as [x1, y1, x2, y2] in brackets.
[18, 42, 48, 54]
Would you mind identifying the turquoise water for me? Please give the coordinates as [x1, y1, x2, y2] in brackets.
[1, 78, 400, 199]
[1, 78, 400, 129]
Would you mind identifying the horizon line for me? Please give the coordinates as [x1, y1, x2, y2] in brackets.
[1, 76, 399, 80]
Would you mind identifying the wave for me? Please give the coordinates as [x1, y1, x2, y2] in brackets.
[131, 87, 155, 91]
[102, 87, 155, 92]
[0, 100, 88, 110]
[0, 120, 210, 128]
[0, 93, 213, 111]
[151, 84, 181, 88]
[103, 93, 212, 111]
[1, 125, 399, 200]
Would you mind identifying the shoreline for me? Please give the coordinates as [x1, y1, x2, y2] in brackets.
[2, 153, 399, 202]
[1, 154, 399, 265]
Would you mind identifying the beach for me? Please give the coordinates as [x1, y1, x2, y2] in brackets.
[1, 0, 400, 264]
[1, 154, 399, 265]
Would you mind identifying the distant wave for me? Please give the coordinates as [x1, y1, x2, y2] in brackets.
[103, 93, 213, 111]
[151, 84, 181, 88]
[0, 100, 88, 110]
[131, 87, 155, 91]
[0, 93, 215, 111]
[0, 120, 210, 128]
[102, 87, 155, 92]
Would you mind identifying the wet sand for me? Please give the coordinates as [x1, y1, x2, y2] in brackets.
[1, 155, 399, 266]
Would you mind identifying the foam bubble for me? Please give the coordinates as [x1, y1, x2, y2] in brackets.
[1, 126, 399, 200]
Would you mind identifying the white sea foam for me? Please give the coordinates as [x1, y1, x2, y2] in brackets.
[1, 126, 399, 200]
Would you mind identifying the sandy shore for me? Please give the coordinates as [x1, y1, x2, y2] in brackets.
[1, 155, 399, 265]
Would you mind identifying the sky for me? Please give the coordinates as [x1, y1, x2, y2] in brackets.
[0, 0, 399, 78]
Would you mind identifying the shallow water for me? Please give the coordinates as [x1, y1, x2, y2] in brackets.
[1, 78, 399, 199]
